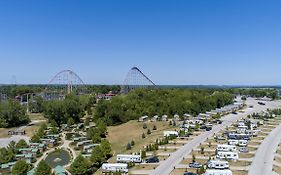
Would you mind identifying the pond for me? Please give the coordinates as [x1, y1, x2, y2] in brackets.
[45, 149, 71, 168]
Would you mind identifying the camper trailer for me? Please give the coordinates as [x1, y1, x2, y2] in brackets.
[228, 139, 239, 146]
[101, 163, 128, 173]
[238, 140, 248, 147]
[217, 144, 237, 152]
[216, 151, 239, 160]
[204, 169, 233, 175]
[207, 160, 229, 169]
[163, 131, 179, 137]
[117, 154, 142, 163]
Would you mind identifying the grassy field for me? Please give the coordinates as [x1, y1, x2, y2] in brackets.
[28, 113, 46, 121]
[107, 120, 176, 156]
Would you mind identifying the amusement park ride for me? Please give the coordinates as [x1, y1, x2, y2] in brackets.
[1, 67, 156, 111]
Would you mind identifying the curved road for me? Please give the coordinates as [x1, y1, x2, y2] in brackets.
[248, 122, 281, 175]
[149, 99, 281, 175]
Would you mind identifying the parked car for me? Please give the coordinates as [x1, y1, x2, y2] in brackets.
[206, 127, 212, 131]
[258, 102, 265, 105]
[200, 125, 207, 129]
[239, 147, 249, 153]
[145, 156, 159, 163]
[189, 162, 202, 168]
[184, 172, 198, 175]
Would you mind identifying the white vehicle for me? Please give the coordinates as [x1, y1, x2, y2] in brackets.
[216, 151, 239, 160]
[228, 139, 239, 145]
[217, 144, 236, 152]
[117, 154, 142, 163]
[238, 140, 248, 147]
[207, 160, 229, 169]
[163, 131, 178, 137]
[236, 125, 247, 133]
[204, 169, 233, 175]
[101, 163, 128, 173]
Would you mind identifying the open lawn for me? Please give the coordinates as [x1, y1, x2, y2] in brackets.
[107, 120, 176, 157]
[28, 113, 46, 121]
[232, 170, 248, 175]
[273, 165, 281, 175]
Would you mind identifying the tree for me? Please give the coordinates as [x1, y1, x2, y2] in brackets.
[126, 143, 132, 150]
[141, 150, 146, 159]
[7, 141, 16, 153]
[143, 123, 147, 129]
[100, 139, 112, 158]
[12, 160, 30, 175]
[34, 160, 51, 175]
[96, 119, 107, 137]
[192, 154, 196, 162]
[131, 140, 135, 146]
[30, 134, 41, 143]
[49, 127, 59, 134]
[67, 117, 75, 127]
[153, 125, 157, 130]
[0, 147, 14, 164]
[91, 146, 106, 166]
[142, 133, 146, 139]
[0, 100, 30, 128]
[70, 155, 90, 175]
[16, 139, 28, 149]
[84, 117, 90, 126]
[147, 129, 151, 135]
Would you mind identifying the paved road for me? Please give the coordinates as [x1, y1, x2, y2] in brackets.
[248, 122, 281, 175]
[150, 99, 281, 175]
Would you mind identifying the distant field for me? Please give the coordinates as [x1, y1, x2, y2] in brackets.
[28, 113, 46, 121]
[107, 120, 176, 158]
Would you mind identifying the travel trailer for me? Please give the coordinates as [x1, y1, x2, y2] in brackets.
[207, 160, 229, 169]
[117, 154, 142, 163]
[101, 163, 128, 173]
[163, 131, 179, 137]
[216, 151, 239, 160]
[238, 140, 248, 147]
[228, 139, 239, 145]
[217, 144, 237, 152]
[204, 169, 233, 175]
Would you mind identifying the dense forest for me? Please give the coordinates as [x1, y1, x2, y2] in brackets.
[94, 89, 234, 125]
[0, 100, 30, 128]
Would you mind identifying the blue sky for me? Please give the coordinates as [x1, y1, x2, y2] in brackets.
[0, 0, 280, 85]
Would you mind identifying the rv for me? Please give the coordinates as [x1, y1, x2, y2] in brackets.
[117, 154, 142, 163]
[204, 169, 233, 175]
[101, 163, 128, 173]
[228, 139, 239, 145]
[216, 151, 239, 160]
[238, 140, 248, 147]
[163, 131, 179, 137]
[217, 144, 237, 152]
[207, 160, 229, 169]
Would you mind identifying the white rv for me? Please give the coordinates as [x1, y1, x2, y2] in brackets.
[163, 131, 178, 137]
[228, 139, 239, 145]
[217, 144, 237, 152]
[101, 163, 128, 173]
[204, 169, 233, 175]
[117, 154, 142, 163]
[238, 140, 248, 147]
[216, 151, 239, 160]
[207, 160, 229, 169]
